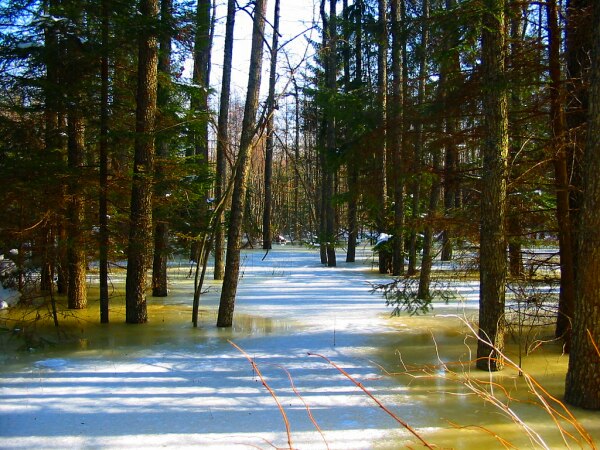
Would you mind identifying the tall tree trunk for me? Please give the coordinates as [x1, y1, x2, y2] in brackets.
[99, 0, 110, 322]
[441, 0, 461, 263]
[152, 0, 174, 298]
[346, 0, 362, 263]
[407, 0, 429, 275]
[477, 0, 509, 372]
[376, 0, 389, 274]
[441, 0, 462, 263]
[565, 0, 592, 242]
[565, 0, 600, 409]
[507, 0, 524, 278]
[66, 20, 87, 310]
[418, 0, 454, 299]
[293, 77, 301, 243]
[342, 0, 355, 263]
[418, 124, 441, 300]
[214, 0, 236, 280]
[125, 0, 159, 324]
[217, 0, 268, 327]
[192, 0, 211, 162]
[547, 0, 575, 347]
[324, 0, 337, 267]
[389, 0, 403, 276]
[189, 0, 212, 261]
[262, 0, 280, 250]
[42, 0, 62, 293]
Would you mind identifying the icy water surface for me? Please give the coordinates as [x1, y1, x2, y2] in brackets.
[0, 246, 598, 449]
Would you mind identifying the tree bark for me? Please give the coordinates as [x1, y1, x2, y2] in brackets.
[441, 0, 461, 263]
[262, 0, 280, 250]
[376, 0, 389, 274]
[344, 0, 358, 263]
[565, 0, 600, 409]
[99, 0, 110, 322]
[507, 0, 524, 278]
[42, 0, 61, 294]
[125, 0, 159, 324]
[477, 0, 509, 372]
[214, 0, 236, 280]
[188, 0, 212, 261]
[152, 0, 174, 298]
[389, 0, 405, 276]
[547, 0, 575, 346]
[407, 0, 428, 276]
[217, 0, 268, 327]
[565, 0, 592, 239]
[324, 0, 337, 267]
[418, 128, 441, 300]
[66, 17, 87, 310]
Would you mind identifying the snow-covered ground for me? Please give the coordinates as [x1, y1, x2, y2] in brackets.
[0, 246, 597, 449]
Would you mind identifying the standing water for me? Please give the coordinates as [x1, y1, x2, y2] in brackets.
[0, 246, 598, 449]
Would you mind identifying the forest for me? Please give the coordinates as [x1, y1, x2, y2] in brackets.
[0, 0, 599, 438]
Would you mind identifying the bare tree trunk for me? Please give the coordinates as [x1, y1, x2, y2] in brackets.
[565, 0, 600, 409]
[293, 77, 301, 243]
[125, 0, 159, 324]
[407, 0, 428, 275]
[507, 0, 524, 278]
[152, 0, 173, 298]
[262, 0, 280, 250]
[389, 0, 403, 276]
[418, 126, 441, 300]
[342, 0, 357, 263]
[66, 20, 87, 310]
[188, 0, 212, 261]
[324, 0, 337, 267]
[214, 0, 236, 280]
[42, 0, 61, 293]
[441, 0, 461, 262]
[477, 0, 509, 372]
[217, 0, 268, 327]
[547, 0, 575, 347]
[99, 0, 110, 322]
[565, 0, 592, 242]
[376, 0, 389, 274]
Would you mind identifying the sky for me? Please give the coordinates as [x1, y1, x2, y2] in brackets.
[195, 0, 321, 96]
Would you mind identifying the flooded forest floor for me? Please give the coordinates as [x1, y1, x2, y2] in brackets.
[0, 246, 598, 449]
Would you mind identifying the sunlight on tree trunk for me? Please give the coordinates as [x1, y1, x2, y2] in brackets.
[152, 0, 174, 298]
[262, 0, 280, 251]
[214, 0, 236, 281]
[66, 17, 87, 310]
[126, 0, 159, 324]
[217, 0, 268, 328]
[565, 0, 600, 410]
[477, 0, 509, 372]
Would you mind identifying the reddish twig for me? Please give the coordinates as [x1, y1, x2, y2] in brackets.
[307, 352, 435, 449]
[588, 329, 600, 358]
[447, 421, 518, 449]
[229, 340, 294, 449]
[272, 363, 330, 450]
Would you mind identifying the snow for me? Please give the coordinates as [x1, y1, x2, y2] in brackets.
[16, 42, 38, 50]
[0, 247, 597, 448]
[0, 284, 21, 308]
[0, 287, 20, 309]
[375, 233, 392, 246]
[0, 256, 21, 309]
[0, 247, 430, 448]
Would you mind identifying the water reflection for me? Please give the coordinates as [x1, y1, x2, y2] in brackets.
[372, 312, 598, 449]
[0, 296, 295, 366]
